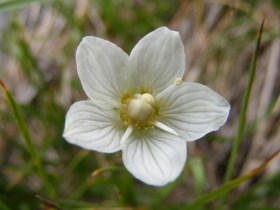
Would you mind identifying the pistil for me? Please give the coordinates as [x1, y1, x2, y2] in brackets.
[126, 93, 154, 123]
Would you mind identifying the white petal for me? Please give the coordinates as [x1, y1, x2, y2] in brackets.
[128, 27, 185, 95]
[76, 37, 129, 108]
[155, 83, 230, 141]
[122, 129, 186, 186]
[153, 120, 178, 136]
[63, 100, 125, 153]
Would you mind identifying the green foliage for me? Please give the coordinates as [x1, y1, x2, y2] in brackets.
[0, 0, 280, 209]
[95, 0, 180, 52]
[271, 0, 280, 11]
[0, 0, 57, 13]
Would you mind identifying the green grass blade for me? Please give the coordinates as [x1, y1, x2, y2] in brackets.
[224, 18, 265, 182]
[189, 158, 206, 197]
[36, 195, 65, 210]
[69, 177, 96, 201]
[69, 166, 124, 200]
[63, 150, 89, 178]
[0, 0, 58, 13]
[0, 200, 11, 210]
[183, 149, 280, 210]
[151, 159, 194, 207]
[0, 80, 55, 196]
[217, 18, 265, 209]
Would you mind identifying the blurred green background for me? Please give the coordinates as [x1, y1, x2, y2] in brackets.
[0, 0, 280, 209]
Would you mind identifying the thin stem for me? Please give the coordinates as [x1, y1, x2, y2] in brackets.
[218, 18, 265, 209]
[0, 80, 55, 196]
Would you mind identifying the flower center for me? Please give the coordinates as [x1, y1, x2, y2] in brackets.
[118, 89, 169, 130]
[126, 93, 154, 123]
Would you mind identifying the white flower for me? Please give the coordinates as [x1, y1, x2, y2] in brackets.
[63, 27, 230, 186]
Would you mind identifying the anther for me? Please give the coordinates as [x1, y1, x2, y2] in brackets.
[174, 78, 183, 86]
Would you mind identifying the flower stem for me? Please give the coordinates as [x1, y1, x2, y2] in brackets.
[0, 80, 55, 196]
